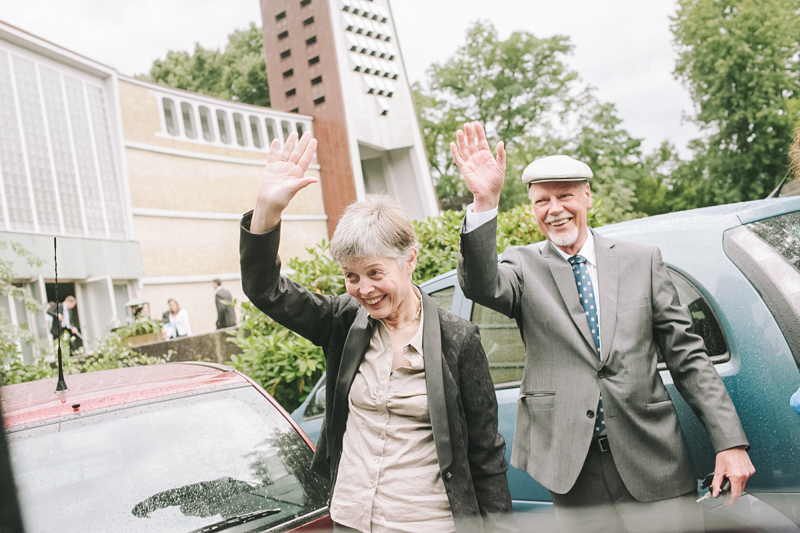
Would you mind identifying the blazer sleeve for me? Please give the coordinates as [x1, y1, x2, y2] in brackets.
[458, 323, 516, 528]
[651, 247, 749, 452]
[239, 211, 343, 347]
[458, 216, 524, 319]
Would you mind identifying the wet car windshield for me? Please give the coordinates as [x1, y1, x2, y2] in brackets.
[7, 385, 329, 533]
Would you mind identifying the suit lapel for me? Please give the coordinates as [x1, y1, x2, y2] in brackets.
[542, 241, 598, 357]
[594, 232, 619, 362]
[420, 291, 452, 473]
[331, 306, 372, 438]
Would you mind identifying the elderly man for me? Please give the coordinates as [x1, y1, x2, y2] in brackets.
[451, 122, 754, 533]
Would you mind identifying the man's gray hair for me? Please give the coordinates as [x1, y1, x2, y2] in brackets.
[330, 195, 417, 264]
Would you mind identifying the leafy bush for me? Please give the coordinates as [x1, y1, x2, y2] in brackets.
[114, 317, 165, 337]
[227, 242, 340, 412]
[413, 204, 604, 283]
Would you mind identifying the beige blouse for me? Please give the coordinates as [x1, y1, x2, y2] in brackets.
[329, 307, 455, 533]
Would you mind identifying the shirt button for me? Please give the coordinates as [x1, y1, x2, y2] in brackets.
[444, 472, 452, 480]
[587, 410, 595, 418]
[598, 370, 606, 379]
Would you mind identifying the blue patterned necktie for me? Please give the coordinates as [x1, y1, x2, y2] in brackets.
[567, 255, 605, 437]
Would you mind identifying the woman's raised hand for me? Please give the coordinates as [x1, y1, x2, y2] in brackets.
[251, 131, 318, 233]
[450, 122, 506, 213]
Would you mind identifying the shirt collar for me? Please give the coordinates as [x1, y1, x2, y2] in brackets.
[553, 229, 597, 267]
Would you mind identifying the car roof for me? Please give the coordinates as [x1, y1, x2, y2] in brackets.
[598, 197, 800, 239]
[0, 363, 248, 428]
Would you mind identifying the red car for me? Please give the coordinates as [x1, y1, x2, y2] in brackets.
[1, 362, 332, 533]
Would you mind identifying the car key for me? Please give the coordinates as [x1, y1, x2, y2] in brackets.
[697, 473, 731, 503]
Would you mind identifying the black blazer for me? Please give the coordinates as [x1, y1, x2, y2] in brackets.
[240, 214, 515, 532]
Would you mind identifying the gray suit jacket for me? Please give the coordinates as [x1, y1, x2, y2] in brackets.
[240, 215, 515, 532]
[458, 218, 749, 501]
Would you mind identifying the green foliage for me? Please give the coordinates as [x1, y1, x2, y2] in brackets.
[415, 20, 576, 211]
[412, 205, 604, 285]
[672, 0, 800, 206]
[227, 242, 340, 412]
[415, 20, 674, 220]
[72, 333, 167, 374]
[142, 23, 270, 107]
[115, 317, 165, 337]
[229, 301, 325, 412]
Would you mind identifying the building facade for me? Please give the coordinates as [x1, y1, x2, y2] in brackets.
[118, 77, 327, 335]
[260, 0, 439, 234]
[0, 21, 142, 358]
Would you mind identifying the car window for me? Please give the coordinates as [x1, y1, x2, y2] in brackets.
[426, 286, 455, 311]
[665, 270, 728, 362]
[725, 214, 800, 368]
[471, 303, 525, 385]
[304, 383, 325, 420]
[748, 211, 800, 269]
[8, 386, 329, 533]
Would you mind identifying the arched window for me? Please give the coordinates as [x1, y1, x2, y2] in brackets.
[216, 110, 231, 144]
[249, 116, 263, 148]
[162, 98, 178, 135]
[199, 106, 215, 142]
[180, 102, 197, 139]
[233, 113, 247, 146]
[265, 119, 278, 144]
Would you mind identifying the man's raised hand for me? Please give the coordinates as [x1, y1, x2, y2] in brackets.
[251, 131, 318, 234]
[450, 122, 506, 213]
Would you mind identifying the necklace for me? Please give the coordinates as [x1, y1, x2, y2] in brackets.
[383, 292, 422, 332]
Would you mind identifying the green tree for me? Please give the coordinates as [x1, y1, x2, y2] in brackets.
[672, 0, 800, 206]
[508, 91, 664, 221]
[142, 23, 270, 107]
[415, 20, 576, 211]
[416, 20, 672, 220]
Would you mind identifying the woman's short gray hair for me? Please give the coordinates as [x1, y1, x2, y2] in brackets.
[330, 196, 418, 264]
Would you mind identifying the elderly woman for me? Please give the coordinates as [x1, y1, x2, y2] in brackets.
[239, 132, 514, 533]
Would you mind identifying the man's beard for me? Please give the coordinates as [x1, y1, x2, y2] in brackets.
[544, 214, 579, 247]
[548, 224, 579, 247]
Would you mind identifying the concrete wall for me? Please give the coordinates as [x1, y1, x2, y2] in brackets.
[132, 326, 241, 364]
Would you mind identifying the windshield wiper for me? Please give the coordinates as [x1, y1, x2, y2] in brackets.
[187, 508, 281, 533]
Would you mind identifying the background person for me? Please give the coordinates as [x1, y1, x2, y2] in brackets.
[213, 279, 236, 329]
[452, 122, 754, 533]
[47, 295, 82, 351]
[240, 131, 515, 533]
[165, 299, 191, 338]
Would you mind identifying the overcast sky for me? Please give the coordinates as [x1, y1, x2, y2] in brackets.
[2, 0, 701, 156]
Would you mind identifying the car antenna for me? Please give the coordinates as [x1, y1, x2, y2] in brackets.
[54, 237, 68, 393]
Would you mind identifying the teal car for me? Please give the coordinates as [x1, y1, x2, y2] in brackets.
[293, 197, 800, 531]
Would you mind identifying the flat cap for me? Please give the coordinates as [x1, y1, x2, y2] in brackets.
[521, 155, 593, 185]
